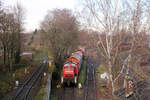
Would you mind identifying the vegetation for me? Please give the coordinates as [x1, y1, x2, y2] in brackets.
[0, 2, 27, 98]
[50, 94, 58, 100]
[48, 64, 57, 74]
[0, 49, 44, 98]
[78, 60, 87, 84]
[33, 88, 45, 100]
[0, 2, 25, 72]
[0, 74, 12, 97]
[81, 0, 150, 96]
[40, 9, 79, 71]
[28, 29, 38, 46]
[97, 63, 108, 94]
[99, 87, 105, 93]
[1, 0, 150, 99]
[97, 63, 107, 75]
[97, 63, 107, 86]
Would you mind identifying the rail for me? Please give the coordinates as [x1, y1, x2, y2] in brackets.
[84, 56, 96, 100]
[12, 57, 48, 100]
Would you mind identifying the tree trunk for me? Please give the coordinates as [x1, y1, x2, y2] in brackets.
[15, 48, 21, 64]
[4, 46, 6, 65]
[108, 60, 115, 96]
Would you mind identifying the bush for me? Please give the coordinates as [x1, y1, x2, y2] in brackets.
[97, 63, 108, 91]
[14, 64, 27, 69]
[0, 81, 11, 97]
[48, 65, 57, 74]
[33, 88, 45, 100]
[96, 63, 107, 75]
[20, 58, 31, 65]
[15, 68, 25, 80]
[99, 87, 105, 93]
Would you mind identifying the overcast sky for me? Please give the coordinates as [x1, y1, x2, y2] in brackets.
[4, 0, 77, 32]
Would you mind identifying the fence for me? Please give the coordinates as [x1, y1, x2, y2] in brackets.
[43, 73, 52, 100]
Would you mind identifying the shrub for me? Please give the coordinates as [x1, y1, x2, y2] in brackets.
[48, 65, 57, 74]
[0, 81, 11, 97]
[33, 88, 45, 100]
[15, 68, 25, 80]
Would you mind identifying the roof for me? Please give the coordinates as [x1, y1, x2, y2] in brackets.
[20, 52, 32, 56]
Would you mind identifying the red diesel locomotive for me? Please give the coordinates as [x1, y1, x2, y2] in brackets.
[61, 48, 85, 85]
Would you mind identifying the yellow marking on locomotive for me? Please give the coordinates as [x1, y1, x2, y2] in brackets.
[78, 83, 82, 89]
[57, 84, 61, 88]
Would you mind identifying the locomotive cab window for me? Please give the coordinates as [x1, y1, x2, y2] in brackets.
[71, 64, 75, 68]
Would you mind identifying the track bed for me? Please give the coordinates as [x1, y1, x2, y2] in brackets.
[51, 55, 100, 100]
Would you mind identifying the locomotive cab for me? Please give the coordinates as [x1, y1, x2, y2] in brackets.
[61, 63, 77, 85]
[61, 47, 85, 86]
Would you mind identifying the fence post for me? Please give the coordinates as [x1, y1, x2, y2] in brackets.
[44, 73, 52, 100]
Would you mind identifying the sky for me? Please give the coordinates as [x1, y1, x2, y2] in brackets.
[4, 0, 77, 32]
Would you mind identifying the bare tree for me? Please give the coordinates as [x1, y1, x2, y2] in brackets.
[0, 3, 25, 72]
[82, 0, 127, 95]
[13, 3, 25, 64]
[41, 9, 79, 70]
[82, 0, 149, 96]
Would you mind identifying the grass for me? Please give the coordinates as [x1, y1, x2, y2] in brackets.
[96, 63, 107, 75]
[0, 50, 44, 98]
[0, 73, 14, 98]
[33, 88, 45, 100]
[96, 63, 107, 93]
[40, 46, 52, 57]
[0, 45, 52, 98]
[50, 94, 58, 100]
[99, 87, 105, 93]
[78, 60, 87, 84]
[32, 51, 43, 62]
[0, 65, 35, 98]
[0, 43, 50, 98]
[48, 64, 57, 74]
[1, 95, 12, 100]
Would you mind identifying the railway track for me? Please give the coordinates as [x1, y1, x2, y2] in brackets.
[63, 87, 75, 100]
[85, 57, 97, 100]
[52, 55, 98, 100]
[57, 86, 75, 100]
[12, 58, 48, 100]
